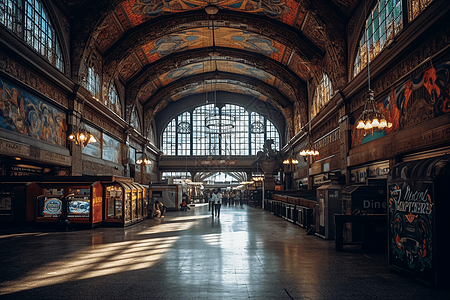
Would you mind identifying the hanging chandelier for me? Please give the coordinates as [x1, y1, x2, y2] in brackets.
[136, 152, 151, 165]
[355, 89, 392, 131]
[356, 2, 392, 133]
[203, 13, 235, 133]
[68, 122, 96, 147]
[299, 122, 319, 156]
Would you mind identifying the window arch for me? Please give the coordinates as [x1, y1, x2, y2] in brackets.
[130, 108, 140, 133]
[1, 0, 64, 71]
[310, 73, 333, 120]
[162, 104, 280, 156]
[353, 0, 403, 77]
[107, 84, 122, 117]
[87, 65, 100, 99]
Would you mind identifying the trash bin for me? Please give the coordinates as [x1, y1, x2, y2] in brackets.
[387, 155, 450, 287]
[315, 180, 342, 239]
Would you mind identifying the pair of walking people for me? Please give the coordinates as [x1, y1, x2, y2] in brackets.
[211, 189, 221, 218]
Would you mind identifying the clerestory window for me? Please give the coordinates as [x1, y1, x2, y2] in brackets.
[0, 0, 64, 71]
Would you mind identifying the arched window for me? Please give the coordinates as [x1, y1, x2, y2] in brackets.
[107, 84, 122, 117]
[0, 0, 64, 71]
[162, 104, 280, 156]
[87, 66, 100, 99]
[353, 0, 403, 77]
[130, 109, 140, 133]
[310, 73, 333, 120]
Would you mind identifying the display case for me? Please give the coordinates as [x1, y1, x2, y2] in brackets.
[103, 181, 147, 226]
[35, 181, 103, 227]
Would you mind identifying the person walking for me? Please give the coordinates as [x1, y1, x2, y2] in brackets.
[211, 190, 219, 217]
[215, 189, 222, 218]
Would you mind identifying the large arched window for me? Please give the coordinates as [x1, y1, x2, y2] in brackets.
[107, 84, 122, 117]
[353, 0, 403, 77]
[310, 73, 333, 120]
[162, 104, 280, 156]
[1, 0, 64, 71]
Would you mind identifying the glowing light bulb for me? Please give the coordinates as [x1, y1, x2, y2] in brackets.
[356, 120, 365, 129]
[371, 118, 379, 128]
[364, 121, 372, 130]
[379, 119, 387, 128]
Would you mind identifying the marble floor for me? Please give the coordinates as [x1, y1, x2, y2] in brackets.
[1, 204, 449, 300]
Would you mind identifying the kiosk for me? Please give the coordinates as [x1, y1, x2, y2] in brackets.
[103, 181, 147, 226]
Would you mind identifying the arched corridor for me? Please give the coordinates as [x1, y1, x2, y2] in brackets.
[1, 205, 449, 299]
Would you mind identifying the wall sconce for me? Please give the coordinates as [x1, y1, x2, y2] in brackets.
[136, 152, 151, 165]
[68, 122, 96, 147]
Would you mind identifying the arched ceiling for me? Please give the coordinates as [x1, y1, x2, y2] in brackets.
[59, 0, 356, 137]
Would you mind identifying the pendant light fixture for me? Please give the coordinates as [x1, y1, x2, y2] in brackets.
[355, 1, 392, 133]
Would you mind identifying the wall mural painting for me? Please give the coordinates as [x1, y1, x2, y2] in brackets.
[352, 61, 450, 147]
[0, 78, 66, 147]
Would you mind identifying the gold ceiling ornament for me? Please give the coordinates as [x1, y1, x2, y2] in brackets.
[68, 121, 96, 147]
[136, 152, 152, 165]
[205, 2, 219, 15]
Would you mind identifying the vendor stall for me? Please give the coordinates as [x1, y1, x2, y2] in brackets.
[103, 181, 147, 226]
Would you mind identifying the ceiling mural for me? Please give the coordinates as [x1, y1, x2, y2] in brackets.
[136, 27, 292, 67]
[95, 0, 314, 53]
[169, 80, 269, 102]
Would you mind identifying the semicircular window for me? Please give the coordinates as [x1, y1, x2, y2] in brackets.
[162, 104, 279, 156]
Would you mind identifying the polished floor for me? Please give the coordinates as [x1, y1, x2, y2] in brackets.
[1, 204, 449, 300]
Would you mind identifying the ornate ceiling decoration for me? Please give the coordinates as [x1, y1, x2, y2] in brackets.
[59, 0, 349, 134]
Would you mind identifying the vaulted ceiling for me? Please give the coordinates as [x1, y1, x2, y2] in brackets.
[57, 0, 357, 137]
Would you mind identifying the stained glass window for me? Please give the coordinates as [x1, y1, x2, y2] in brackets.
[408, 0, 434, 21]
[353, 0, 403, 77]
[310, 73, 333, 120]
[0, 0, 64, 71]
[162, 104, 280, 156]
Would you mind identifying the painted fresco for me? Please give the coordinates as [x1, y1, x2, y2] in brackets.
[158, 60, 275, 87]
[0, 78, 66, 147]
[119, 54, 142, 81]
[94, 14, 123, 53]
[352, 61, 450, 147]
[170, 80, 268, 102]
[140, 27, 286, 64]
[288, 51, 310, 80]
[117, 0, 298, 29]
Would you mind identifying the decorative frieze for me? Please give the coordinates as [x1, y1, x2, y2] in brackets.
[0, 52, 68, 108]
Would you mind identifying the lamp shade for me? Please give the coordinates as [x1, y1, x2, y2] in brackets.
[371, 118, 379, 128]
[356, 120, 365, 129]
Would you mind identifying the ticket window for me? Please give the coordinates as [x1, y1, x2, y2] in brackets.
[105, 185, 124, 220]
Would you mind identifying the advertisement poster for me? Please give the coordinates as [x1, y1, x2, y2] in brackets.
[388, 181, 434, 282]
